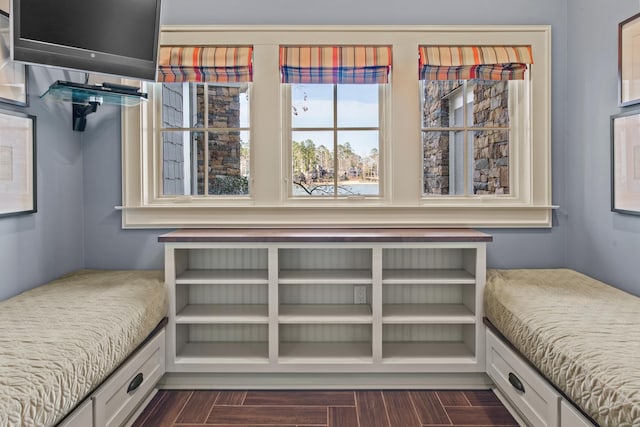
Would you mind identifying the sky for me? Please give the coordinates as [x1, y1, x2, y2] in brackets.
[290, 83, 380, 158]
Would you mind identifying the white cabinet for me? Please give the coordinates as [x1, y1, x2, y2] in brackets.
[486, 328, 597, 427]
[486, 328, 559, 427]
[160, 228, 490, 375]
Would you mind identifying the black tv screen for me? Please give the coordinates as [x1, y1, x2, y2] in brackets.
[12, 0, 162, 81]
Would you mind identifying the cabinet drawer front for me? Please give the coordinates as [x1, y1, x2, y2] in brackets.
[561, 400, 594, 427]
[93, 329, 166, 427]
[486, 328, 559, 427]
[58, 399, 93, 427]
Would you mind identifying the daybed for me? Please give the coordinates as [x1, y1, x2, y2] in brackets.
[484, 268, 640, 427]
[0, 269, 168, 427]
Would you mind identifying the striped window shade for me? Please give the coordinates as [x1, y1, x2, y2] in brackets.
[419, 46, 533, 81]
[280, 46, 392, 84]
[157, 46, 253, 83]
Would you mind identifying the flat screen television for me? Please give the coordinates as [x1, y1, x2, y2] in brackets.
[11, 0, 162, 81]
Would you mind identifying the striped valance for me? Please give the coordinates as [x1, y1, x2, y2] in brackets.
[280, 46, 392, 84]
[157, 46, 253, 83]
[419, 46, 533, 81]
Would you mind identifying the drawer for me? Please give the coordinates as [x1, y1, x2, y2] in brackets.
[486, 328, 560, 427]
[93, 328, 166, 427]
[58, 399, 93, 427]
[560, 400, 594, 427]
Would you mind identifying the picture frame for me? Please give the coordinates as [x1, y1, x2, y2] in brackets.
[0, 109, 36, 218]
[0, 9, 28, 106]
[611, 109, 640, 216]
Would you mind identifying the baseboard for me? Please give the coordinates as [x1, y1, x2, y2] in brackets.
[158, 372, 492, 390]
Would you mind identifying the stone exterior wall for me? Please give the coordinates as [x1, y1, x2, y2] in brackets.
[473, 81, 509, 195]
[199, 85, 244, 195]
[422, 81, 460, 195]
[422, 80, 509, 195]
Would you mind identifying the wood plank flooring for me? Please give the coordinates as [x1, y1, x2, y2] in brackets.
[132, 389, 519, 427]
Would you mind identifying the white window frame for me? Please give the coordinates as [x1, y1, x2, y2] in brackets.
[121, 25, 551, 228]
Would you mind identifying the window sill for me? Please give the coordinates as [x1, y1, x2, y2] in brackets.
[119, 204, 552, 229]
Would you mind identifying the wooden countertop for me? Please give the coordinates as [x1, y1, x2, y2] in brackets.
[158, 228, 492, 243]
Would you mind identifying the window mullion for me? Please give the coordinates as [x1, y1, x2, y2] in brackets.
[333, 84, 339, 198]
[463, 81, 469, 196]
[201, 84, 208, 196]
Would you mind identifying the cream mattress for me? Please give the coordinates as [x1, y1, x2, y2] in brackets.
[485, 269, 640, 427]
[0, 270, 168, 427]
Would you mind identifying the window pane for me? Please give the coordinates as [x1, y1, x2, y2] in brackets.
[337, 131, 379, 196]
[161, 130, 249, 196]
[337, 84, 379, 128]
[473, 130, 509, 195]
[162, 83, 188, 129]
[160, 83, 202, 129]
[423, 130, 453, 195]
[291, 131, 334, 197]
[291, 84, 333, 128]
[468, 80, 510, 128]
[161, 130, 204, 196]
[207, 131, 250, 195]
[422, 80, 463, 128]
[208, 83, 250, 128]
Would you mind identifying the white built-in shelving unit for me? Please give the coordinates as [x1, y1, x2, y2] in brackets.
[160, 228, 491, 375]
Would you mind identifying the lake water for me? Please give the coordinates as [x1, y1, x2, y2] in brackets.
[292, 182, 378, 196]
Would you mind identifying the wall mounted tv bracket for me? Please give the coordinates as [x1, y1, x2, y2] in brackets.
[42, 81, 148, 131]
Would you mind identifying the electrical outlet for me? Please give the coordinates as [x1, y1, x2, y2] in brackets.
[353, 285, 367, 304]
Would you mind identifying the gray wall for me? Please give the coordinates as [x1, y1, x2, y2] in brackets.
[81, 105, 165, 270]
[0, 67, 85, 300]
[565, 0, 640, 295]
[4, 0, 640, 299]
[84, 0, 570, 272]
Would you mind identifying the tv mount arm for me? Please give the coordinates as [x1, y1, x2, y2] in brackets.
[72, 90, 102, 132]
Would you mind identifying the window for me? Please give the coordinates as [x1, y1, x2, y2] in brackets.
[288, 83, 382, 197]
[160, 82, 250, 196]
[156, 46, 253, 197]
[280, 45, 390, 198]
[419, 45, 533, 198]
[422, 79, 524, 196]
[122, 26, 551, 228]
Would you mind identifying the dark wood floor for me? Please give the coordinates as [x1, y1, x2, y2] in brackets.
[132, 389, 520, 427]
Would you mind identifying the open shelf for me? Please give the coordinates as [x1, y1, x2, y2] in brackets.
[278, 269, 372, 284]
[176, 269, 269, 285]
[382, 268, 475, 284]
[279, 304, 372, 324]
[42, 80, 147, 105]
[176, 342, 269, 364]
[382, 342, 476, 364]
[279, 342, 372, 364]
[383, 304, 475, 324]
[176, 304, 268, 324]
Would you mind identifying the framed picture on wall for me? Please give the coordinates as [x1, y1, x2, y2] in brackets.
[619, 12, 640, 106]
[611, 109, 640, 215]
[0, 109, 36, 218]
[0, 9, 28, 106]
